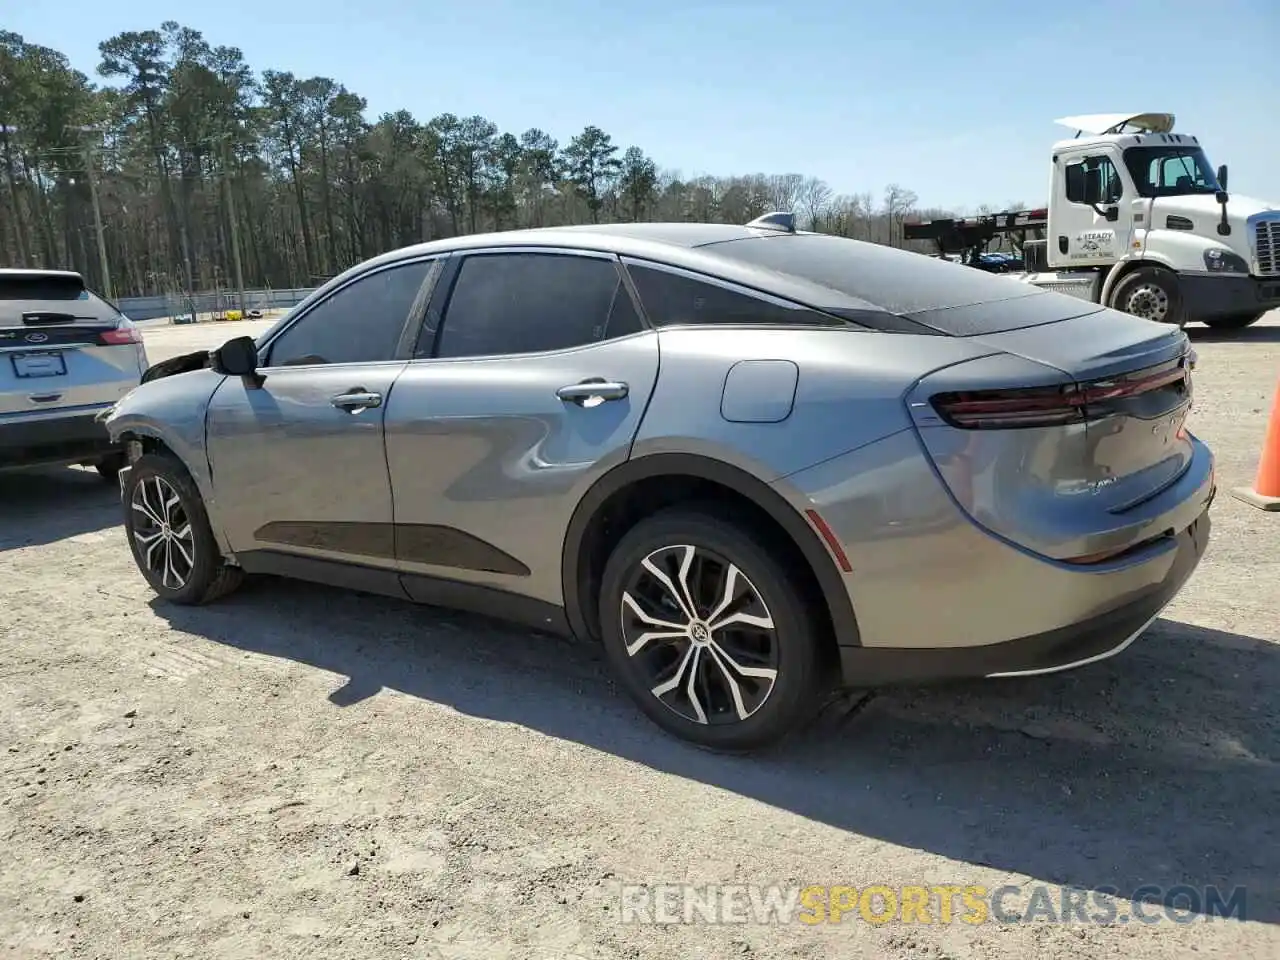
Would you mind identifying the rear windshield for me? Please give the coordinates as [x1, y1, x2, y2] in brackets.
[0, 276, 121, 326]
[705, 233, 1066, 334]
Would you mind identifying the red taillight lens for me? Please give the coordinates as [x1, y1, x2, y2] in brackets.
[931, 384, 1088, 428]
[99, 325, 143, 346]
[931, 360, 1190, 430]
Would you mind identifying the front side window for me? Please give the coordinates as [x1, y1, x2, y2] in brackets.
[266, 259, 432, 367]
[1122, 146, 1220, 198]
[434, 252, 638, 359]
[1064, 155, 1124, 206]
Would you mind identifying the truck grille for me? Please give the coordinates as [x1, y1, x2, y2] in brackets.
[1256, 218, 1280, 277]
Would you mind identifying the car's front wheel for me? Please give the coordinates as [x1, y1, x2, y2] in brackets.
[598, 506, 830, 752]
[121, 452, 243, 605]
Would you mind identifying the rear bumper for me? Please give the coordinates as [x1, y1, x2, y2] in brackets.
[838, 507, 1211, 686]
[0, 405, 120, 470]
[1181, 273, 1280, 321]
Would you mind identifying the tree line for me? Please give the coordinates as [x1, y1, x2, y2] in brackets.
[1, 24, 1020, 300]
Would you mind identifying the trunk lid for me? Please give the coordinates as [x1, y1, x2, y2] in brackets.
[907, 308, 1197, 561]
[967, 308, 1193, 516]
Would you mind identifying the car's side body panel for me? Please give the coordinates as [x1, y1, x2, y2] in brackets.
[631, 325, 998, 481]
[383, 329, 662, 609]
[204, 362, 409, 567]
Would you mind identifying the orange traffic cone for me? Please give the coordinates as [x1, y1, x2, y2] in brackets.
[1232, 376, 1280, 511]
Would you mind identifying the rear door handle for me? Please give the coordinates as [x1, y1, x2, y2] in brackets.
[556, 379, 629, 405]
[330, 389, 383, 413]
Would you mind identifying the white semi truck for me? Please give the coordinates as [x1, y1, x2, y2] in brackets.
[903, 112, 1280, 330]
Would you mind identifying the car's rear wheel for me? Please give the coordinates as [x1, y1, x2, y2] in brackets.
[121, 452, 243, 605]
[598, 506, 829, 752]
[1203, 312, 1264, 330]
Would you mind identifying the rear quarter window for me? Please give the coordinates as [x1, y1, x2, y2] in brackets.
[706, 233, 1076, 335]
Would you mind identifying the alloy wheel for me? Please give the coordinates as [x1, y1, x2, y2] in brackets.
[619, 544, 779, 725]
[130, 475, 196, 590]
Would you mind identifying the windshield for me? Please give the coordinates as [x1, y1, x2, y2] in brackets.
[1122, 146, 1221, 198]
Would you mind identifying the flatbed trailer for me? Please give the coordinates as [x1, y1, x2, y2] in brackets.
[903, 209, 1049, 272]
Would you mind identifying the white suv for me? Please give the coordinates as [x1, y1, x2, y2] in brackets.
[1, 269, 148, 478]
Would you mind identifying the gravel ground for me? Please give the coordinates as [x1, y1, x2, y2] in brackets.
[2, 313, 1278, 959]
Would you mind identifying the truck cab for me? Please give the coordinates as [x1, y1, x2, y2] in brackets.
[904, 112, 1280, 330]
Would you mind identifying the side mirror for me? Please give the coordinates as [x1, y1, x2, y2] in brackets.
[210, 336, 264, 387]
[1217, 164, 1229, 191]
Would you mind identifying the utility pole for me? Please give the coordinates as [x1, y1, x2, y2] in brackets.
[84, 141, 112, 301]
[221, 135, 246, 313]
[70, 126, 112, 299]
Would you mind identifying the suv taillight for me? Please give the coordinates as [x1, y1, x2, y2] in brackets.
[99, 324, 143, 346]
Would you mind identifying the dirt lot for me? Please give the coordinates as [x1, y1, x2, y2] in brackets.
[2, 314, 1279, 959]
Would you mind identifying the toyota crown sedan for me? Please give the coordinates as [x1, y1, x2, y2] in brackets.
[102, 214, 1214, 751]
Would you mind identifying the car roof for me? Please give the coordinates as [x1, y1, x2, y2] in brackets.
[0, 268, 85, 281]
[318, 222, 898, 321]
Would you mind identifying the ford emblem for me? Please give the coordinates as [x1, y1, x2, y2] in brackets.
[24, 332, 49, 343]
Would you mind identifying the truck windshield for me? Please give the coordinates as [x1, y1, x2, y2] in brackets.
[1122, 146, 1220, 198]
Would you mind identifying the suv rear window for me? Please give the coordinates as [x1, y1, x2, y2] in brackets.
[0, 289, 122, 326]
[706, 233, 1077, 335]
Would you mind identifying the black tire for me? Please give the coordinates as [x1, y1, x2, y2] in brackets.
[598, 505, 831, 752]
[95, 452, 127, 482]
[1203, 312, 1264, 330]
[121, 452, 243, 605]
[1110, 266, 1185, 326]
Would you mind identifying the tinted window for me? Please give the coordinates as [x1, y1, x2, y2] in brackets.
[1065, 155, 1122, 205]
[267, 260, 430, 366]
[709, 233, 1047, 320]
[0, 290, 121, 326]
[625, 263, 843, 328]
[435, 253, 636, 359]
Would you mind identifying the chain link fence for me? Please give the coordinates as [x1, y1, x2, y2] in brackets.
[117, 287, 317, 323]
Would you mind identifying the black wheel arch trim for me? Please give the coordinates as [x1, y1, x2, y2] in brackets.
[560, 451, 861, 648]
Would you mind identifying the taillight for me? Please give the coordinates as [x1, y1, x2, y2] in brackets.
[99, 324, 143, 346]
[931, 360, 1190, 430]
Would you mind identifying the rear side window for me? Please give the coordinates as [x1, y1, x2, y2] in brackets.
[434, 252, 639, 359]
[624, 262, 845, 328]
[266, 259, 431, 366]
[708, 233, 1049, 327]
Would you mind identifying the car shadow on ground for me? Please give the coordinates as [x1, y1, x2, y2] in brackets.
[151, 578, 1280, 925]
[1186, 324, 1280, 344]
[0, 466, 121, 551]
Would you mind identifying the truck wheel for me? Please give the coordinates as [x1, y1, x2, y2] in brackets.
[1203, 312, 1263, 330]
[1111, 267, 1185, 327]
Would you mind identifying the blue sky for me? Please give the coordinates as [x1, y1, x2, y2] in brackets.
[9, 0, 1278, 212]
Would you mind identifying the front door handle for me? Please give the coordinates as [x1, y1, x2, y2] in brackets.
[556, 378, 629, 406]
[330, 389, 383, 413]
